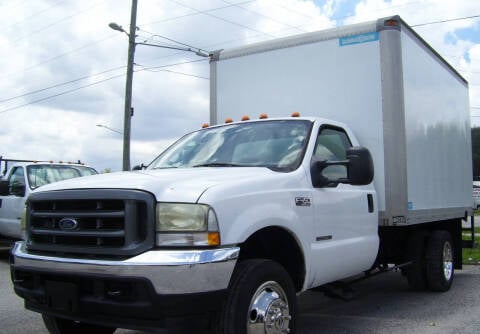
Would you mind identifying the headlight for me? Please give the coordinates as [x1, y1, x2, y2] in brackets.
[156, 203, 220, 246]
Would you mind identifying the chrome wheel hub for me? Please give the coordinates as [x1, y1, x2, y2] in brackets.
[247, 281, 291, 334]
[443, 241, 453, 281]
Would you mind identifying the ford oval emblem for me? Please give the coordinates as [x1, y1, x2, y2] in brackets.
[58, 218, 79, 231]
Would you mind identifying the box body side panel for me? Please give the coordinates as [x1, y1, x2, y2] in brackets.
[215, 35, 387, 210]
[401, 29, 472, 217]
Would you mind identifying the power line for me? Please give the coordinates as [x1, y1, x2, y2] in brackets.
[140, 0, 256, 26]
[136, 58, 209, 72]
[0, 66, 126, 104]
[167, 0, 276, 38]
[1, 0, 68, 32]
[2, 0, 251, 80]
[141, 68, 208, 80]
[261, 0, 421, 24]
[0, 73, 125, 115]
[3, 0, 421, 82]
[11, 0, 106, 45]
[220, 0, 306, 33]
[4, 1, 479, 115]
[137, 28, 209, 54]
[412, 14, 480, 27]
[4, 33, 119, 78]
[0, 59, 209, 114]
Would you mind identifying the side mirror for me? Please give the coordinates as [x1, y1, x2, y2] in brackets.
[132, 163, 147, 171]
[0, 181, 9, 196]
[311, 146, 374, 187]
[10, 182, 26, 197]
[346, 146, 374, 186]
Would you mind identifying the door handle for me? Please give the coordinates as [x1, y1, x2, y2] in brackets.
[367, 194, 374, 213]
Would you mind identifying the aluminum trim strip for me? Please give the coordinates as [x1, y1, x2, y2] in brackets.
[217, 21, 377, 61]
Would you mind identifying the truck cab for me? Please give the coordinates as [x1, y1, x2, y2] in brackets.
[10, 117, 377, 334]
[0, 159, 97, 239]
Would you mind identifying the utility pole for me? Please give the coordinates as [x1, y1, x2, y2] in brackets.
[109, 0, 208, 171]
[122, 0, 137, 171]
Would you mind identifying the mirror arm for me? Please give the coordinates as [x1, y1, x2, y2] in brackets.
[320, 160, 349, 168]
[312, 159, 352, 188]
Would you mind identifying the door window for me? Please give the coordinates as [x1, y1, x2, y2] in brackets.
[8, 167, 26, 196]
[312, 127, 351, 180]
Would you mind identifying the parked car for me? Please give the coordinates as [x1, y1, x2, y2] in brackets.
[0, 159, 97, 239]
[473, 184, 480, 209]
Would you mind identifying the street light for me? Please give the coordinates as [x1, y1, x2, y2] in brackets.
[109, 0, 209, 171]
[96, 124, 123, 135]
[108, 22, 125, 34]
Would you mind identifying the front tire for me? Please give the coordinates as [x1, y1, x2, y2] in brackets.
[217, 259, 297, 334]
[425, 230, 454, 292]
[42, 315, 116, 334]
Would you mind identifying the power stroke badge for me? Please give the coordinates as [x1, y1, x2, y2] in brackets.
[295, 197, 311, 207]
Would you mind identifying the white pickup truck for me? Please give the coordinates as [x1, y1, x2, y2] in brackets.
[10, 16, 473, 334]
[0, 159, 97, 239]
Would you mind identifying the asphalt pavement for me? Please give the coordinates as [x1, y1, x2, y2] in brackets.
[1, 249, 479, 334]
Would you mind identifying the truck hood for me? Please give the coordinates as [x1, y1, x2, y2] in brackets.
[34, 168, 277, 203]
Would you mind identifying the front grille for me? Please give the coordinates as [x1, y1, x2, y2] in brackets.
[26, 190, 155, 257]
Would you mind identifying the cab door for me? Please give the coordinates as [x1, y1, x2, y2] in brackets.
[0, 166, 27, 238]
[309, 126, 378, 286]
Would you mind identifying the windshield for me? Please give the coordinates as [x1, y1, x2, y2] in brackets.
[149, 120, 312, 172]
[27, 165, 98, 189]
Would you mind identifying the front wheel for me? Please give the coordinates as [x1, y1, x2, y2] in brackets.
[217, 259, 297, 334]
[425, 230, 454, 292]
[42, 314, 116, 334]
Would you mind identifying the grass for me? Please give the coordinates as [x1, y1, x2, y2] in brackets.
[463, 244, 480, 265]
[462, 223, 480, 264]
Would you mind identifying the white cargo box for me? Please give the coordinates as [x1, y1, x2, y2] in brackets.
[210, 16, 472, 226]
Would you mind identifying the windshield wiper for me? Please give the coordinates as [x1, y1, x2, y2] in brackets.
[193, 163, 248, 168]
[152, 166, 179, 170]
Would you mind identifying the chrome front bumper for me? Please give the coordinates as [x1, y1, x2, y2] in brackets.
[11, 242, 240, 294]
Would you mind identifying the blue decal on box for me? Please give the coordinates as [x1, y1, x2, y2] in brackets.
[339, 32, 379, 46]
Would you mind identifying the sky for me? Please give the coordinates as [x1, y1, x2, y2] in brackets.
[0, 0, 479, 172]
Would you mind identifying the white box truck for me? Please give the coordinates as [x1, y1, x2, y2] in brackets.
[10, 16, 473, 334]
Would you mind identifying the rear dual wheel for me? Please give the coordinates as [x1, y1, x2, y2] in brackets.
[425, 231, 454, 292]
[405, 230, 454, 292]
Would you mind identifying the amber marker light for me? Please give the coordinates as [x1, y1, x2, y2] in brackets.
[259, 113, 268, 119]
[291, 112, 300, 117]
[385, 19, 398, 27]
[208, 232, 220, 246]
[241, 115, 250, 121]
[225, 118, 233, 123]
[202, 123, 210, 128]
